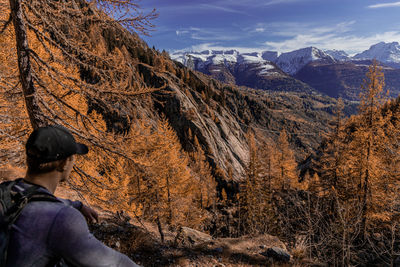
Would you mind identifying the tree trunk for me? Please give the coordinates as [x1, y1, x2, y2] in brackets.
[166, 174, 172, 225]
[156, 216, 164, 243]
[10, 0, 45, 129]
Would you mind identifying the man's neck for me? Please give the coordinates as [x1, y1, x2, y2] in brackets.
[24, 172, 61, 194]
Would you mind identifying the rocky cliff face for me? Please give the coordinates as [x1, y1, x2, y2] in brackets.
[93, 24, 340, 188]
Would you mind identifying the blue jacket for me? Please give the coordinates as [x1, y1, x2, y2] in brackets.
[6, 179, 139, 267]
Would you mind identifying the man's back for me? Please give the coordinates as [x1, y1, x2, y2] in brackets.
[6, 180, 138, 267]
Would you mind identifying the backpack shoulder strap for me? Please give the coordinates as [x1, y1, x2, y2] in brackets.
[5, 180, 61, 225]
[0, 180, 19, 221]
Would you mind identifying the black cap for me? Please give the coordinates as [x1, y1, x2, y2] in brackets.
[26, 125, 89, 163]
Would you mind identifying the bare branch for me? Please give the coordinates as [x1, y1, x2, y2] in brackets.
[0, 13, 12, 35]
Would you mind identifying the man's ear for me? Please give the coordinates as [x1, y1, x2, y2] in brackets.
[56, 159, 68, 172]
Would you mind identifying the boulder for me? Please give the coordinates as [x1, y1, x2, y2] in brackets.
[174, 226, 212, 247]
[261, 247, 291, 263]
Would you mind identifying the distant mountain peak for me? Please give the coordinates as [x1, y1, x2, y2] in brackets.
[261, 51, 278, 61]
[353, 42, 400, 67]
[275, 46, 335, 75]
[171, 42, 400, 78]
[324, 49, 349, 61]
[171, 49, 278, 73]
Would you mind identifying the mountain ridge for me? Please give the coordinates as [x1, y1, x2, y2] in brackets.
[172, 42, 400, 100]
[171, 42, 400, 71]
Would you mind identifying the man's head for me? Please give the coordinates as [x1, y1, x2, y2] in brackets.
[26, 125, 88, 178]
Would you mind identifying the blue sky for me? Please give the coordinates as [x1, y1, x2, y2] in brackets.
[139, 0, 400, 55]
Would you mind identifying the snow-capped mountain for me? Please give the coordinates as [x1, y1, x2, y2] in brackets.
[172, 50, 237, 70]
[324, 49, 349, 61]
[170, 42, 400, 100]
[171, 50, 315, 93]
[353, 42, 400, 68]
[172, 42, 400, 77]
[171, 50, 279, 77]
[275, 47, 335, 75]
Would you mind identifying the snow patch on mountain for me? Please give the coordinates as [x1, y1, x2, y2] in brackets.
[325, 50, 349, 61]
[353, 42, 400, 67]
[258, 64, 275, 75]
[238, 52, 264, 64]
[171, 50, 278, 76]
[275, 47, 335, 75]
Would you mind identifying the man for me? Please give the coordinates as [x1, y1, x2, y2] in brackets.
[6, 125, 139, 267]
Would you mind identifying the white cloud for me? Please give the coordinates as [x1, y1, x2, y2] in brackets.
[173, 20, 399, 55]
[199, 4, 248, 14]
[214, 0, 313, 7]
[245, 21, 354, 37]
[262, 0, 311, 6]
[367, 1, 400, 8]
[175, 30, 189, 36]
[265, 30, 400, 55]
[155, 2, 249, 15]
[175, 27, 243, 41]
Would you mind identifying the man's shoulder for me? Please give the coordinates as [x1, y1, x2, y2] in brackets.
[12, 198, 79, 242]
[20, 199, 74, 226]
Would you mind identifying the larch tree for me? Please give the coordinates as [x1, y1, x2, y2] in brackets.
[257, 138, 280, 234]
[0, 0, 162, 202]
[0, 0, 159, 161]
[189, 136, 217, 210]
[2, 0, 157, 128]
[319, 103, 363, 265]
[275, 129, 298, 190]
[319, 98, 356, 201]
[135, 118, 201, 242]
[350, 60, 389, 233]
[239, 131, 261, 234]
[76, 117, 203, 242]
[0, 6, 30, 166]
[240, 131, 281, 235]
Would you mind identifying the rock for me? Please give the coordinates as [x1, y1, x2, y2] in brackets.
[174, 226, 212, 247]
[261, 247, 291, 263]
[154, 80, 249, 181]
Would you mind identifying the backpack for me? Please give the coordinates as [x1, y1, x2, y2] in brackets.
[0, 178, 60, 266]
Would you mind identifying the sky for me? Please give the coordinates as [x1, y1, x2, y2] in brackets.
[139, 0, 400, 55]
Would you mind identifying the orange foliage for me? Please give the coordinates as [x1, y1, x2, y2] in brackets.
[0, 1, 211, 234]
